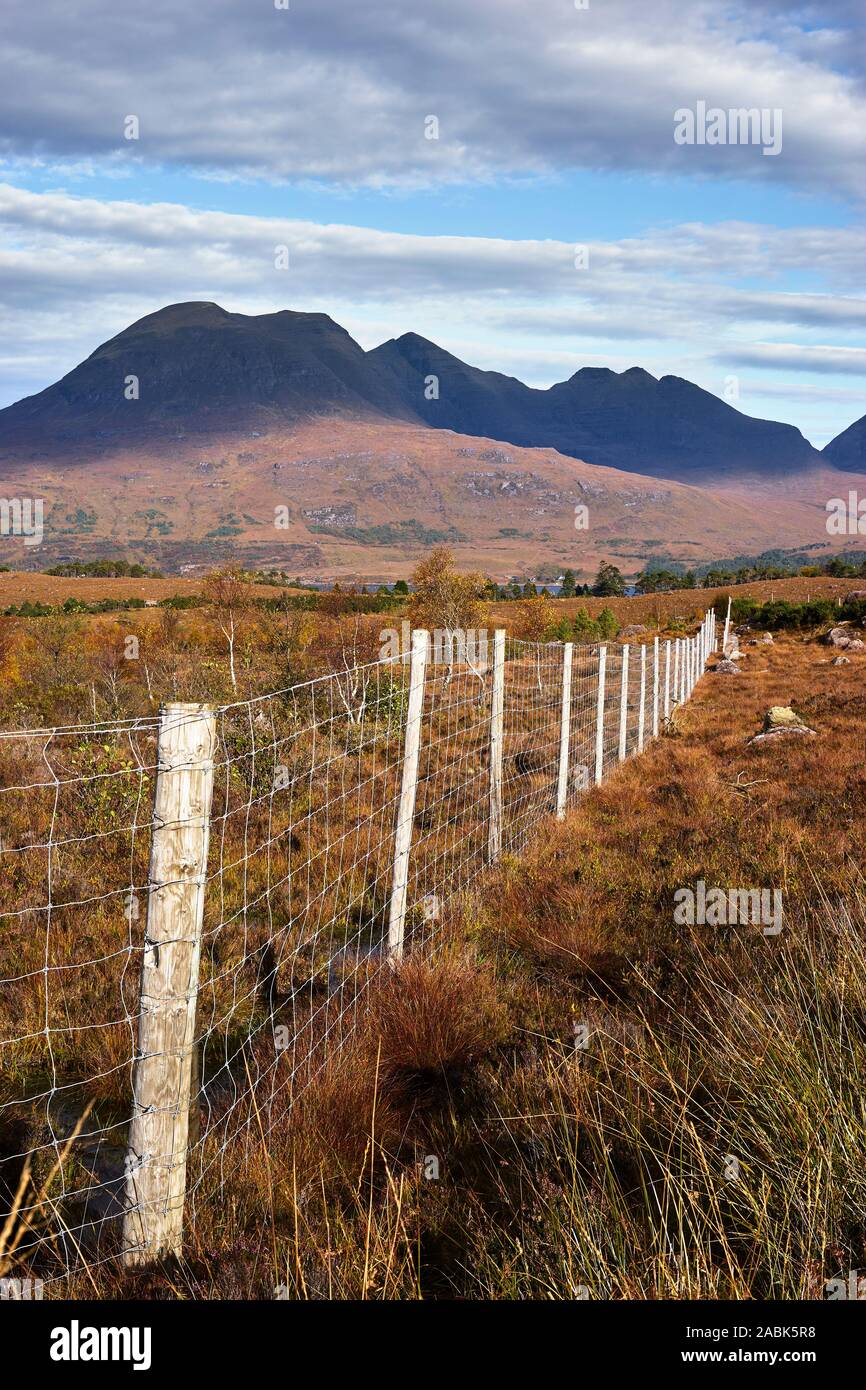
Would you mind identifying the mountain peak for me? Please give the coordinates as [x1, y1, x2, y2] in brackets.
[0, 303, 827, 481]
[0, 301, 418, 440]
[122, 301, 232, 333]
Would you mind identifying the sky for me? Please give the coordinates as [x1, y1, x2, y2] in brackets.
[1, 0, 865, 446]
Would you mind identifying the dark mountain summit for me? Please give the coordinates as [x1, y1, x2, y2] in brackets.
[0, 301, 828, 480]
[822, 412, 866, 471]
[370, 334, 823, 481]
[0, 302, 417, 444]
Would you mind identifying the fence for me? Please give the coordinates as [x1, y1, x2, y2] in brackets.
[0, 609, 715, 1284]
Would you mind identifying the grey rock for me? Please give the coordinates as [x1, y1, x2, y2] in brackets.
[748, 725, 816, 746]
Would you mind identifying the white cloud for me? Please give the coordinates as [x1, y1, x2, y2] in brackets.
[722, 343, 866, 374]
[0, 0, 865, 196]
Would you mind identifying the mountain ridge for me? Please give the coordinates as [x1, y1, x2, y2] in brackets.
[0, 301, 846, 484]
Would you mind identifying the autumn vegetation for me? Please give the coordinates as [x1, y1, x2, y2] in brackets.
[0, 555, 864, 1299]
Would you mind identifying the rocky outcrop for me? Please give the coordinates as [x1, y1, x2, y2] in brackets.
[747, 706, 816, 745]
[825, 625, 865, 652]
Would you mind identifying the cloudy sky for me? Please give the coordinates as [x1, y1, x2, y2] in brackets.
[1, 0, 865, 444]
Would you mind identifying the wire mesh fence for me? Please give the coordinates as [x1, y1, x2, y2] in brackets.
[0, 612, 714, 1286]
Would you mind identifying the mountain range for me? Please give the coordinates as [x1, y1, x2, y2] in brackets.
[0, 302, 863, 576]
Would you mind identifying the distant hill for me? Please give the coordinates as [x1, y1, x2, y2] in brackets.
[0, 301, 861, 575]
[0, 302, 417, 447]
[823, 412, 866, 471]
[370, 334, 823, 482]
[0, 301, 827, 482]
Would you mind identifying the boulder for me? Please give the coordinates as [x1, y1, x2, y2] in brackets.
[714, 659, 742, 675]
[831, 655, 851, 666]
[763, 706, 802, 731]
[619, 624, 648, 637]
[747, 706, 816, 745]
[748, 725, 816, 746]
[824, 625, 864, 650]
[759, 632, 774, 644]
[844, 591, 866, 604]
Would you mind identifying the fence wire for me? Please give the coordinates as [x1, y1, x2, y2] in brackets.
[0, 617, 712, 1286]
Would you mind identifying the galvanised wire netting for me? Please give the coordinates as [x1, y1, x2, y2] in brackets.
[0, 617, 712, 1284]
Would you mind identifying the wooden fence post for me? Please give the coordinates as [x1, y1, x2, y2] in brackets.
[594, 645, 607, 785]
[555, 641, 573, 820]
[652, 636, 660, 738]
[638, 643, 647, 752]
[664, 639, 671, 721]
[672, 639, 680, 705]
[618, 643, 630, 762]
[722, 596, 731, 656]
[387, 628, 429, 959]
[487, 628, 506, 862]
[123, 702, 217, 1268]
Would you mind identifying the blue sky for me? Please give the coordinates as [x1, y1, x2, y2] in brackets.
[1, 0, 865, 446]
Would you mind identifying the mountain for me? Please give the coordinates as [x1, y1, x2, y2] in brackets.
[370, 335, 823, 482]
[0, 416, 835, 577]
[0, 302, 827, 482]
[0, 300, 859, 575]
[823, 413, 866, 471]
[0, 302, 417, 447]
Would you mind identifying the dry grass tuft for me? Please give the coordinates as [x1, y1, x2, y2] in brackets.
[365, 951, 508, 1091]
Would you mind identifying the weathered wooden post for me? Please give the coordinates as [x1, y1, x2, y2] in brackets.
[594, 644, 607, 785]
[664, 639, 671, 721]
[618, 643, 630, 762]
[652, 636, 660, 738]
[123, 702, 216, 1268]
[722, 597, 732, 656]
[387, 627, 429, 958]
[637, 643, 647, 752]
[487, 628, 506, 862]
[555, 641, 573, 820]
